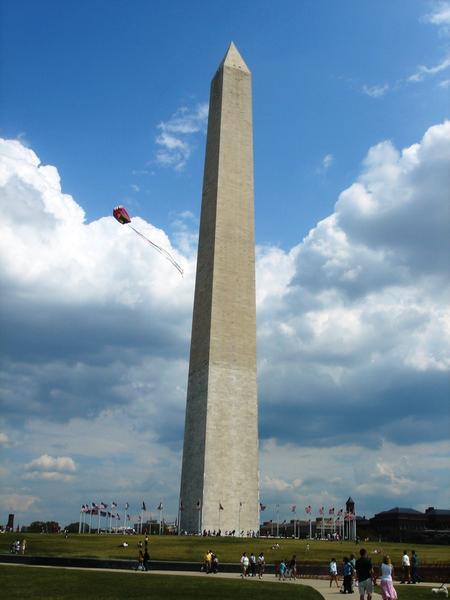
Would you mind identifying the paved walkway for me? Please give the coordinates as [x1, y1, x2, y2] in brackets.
[1, 563, 387, 600]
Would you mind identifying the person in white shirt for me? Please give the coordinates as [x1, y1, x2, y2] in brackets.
[378, 555, 397, 600]
[240, 552, 249, 577]
[401, 551, 411, 584]
[329, 558, 339, 588]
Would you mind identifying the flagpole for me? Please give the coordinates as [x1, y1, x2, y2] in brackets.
[294, 509, 297, 538]
[123, 504, 127, 533]
[276, 504, 279, 537]
[89, 506, 93, 534]
[78, 509, 82, 534]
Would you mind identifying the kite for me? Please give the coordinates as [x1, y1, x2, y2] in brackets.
[113, 205, 183, 276]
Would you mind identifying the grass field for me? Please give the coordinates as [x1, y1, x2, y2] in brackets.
[1, 565, 323, 600]
[2, 533, 449, 566]
[378, 584, 438, 600]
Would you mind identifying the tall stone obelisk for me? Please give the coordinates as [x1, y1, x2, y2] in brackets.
[179, 42, 259, 534]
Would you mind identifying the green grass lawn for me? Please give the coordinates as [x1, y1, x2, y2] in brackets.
[1, 533, 449, 567]
[1, 565, 323, 600]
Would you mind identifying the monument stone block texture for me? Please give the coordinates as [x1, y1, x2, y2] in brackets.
[179, 43, 259, 534]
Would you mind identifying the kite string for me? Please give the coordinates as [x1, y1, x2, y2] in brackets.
[128, 225, 184, 276]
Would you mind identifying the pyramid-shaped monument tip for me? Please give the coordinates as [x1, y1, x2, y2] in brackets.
[221, 41, 250, 73]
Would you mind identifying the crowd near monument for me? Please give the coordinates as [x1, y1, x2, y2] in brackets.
[179, 42, 259, 534]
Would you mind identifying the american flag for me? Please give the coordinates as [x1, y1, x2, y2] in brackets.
[291, 505, 297, 512]
[100, 502, 108, 509]
[260, 503, 266, 511]
[305, 505, 312, 514]
[157, 502, 163, 511]
[329, 507, 335, 515]
[319, 506, 324, 515]
[111, 502, 118, 509]
[338, 509, 343, 516]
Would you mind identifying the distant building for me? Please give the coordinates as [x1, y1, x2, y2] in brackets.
[370, 506, 450, 542]
[425, 507, 450, 530]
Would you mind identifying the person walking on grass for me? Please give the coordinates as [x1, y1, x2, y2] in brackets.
[330, 557, 339, 588]
[355, 548, 374, 600]
[378, 555, 397, 600]
[401, 550, 411, 584]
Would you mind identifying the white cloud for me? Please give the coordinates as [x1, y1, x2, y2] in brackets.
[23, 455, 77, 483]
[0, 494, 39, 512]
[362, 83, 389, 98]
[26, 454, 77, 473]
[438, 78, 450, 87]
[155, 103, 208, 171]
[423, 1, 450, 27]
[408, 55, 450, 82]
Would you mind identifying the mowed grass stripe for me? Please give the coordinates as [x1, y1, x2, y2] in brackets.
[1, 565, 323, 600]
[2, 533, 449, 565]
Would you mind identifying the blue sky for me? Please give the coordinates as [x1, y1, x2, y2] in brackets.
[0, 0, 449, 528]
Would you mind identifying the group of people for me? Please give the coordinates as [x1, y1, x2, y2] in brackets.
[9, 539, 26, 554]
[329, 548, 421, 600]
[136, 536, 150, 571]
[240, 552, 266, 578]
[401, 550, 421, 584]
[202, 549, 219, 573]
[276, 555, 300, 580]
[201, 529, 258, 538]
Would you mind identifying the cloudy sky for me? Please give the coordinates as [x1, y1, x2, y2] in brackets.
[1, 0, 449, 528]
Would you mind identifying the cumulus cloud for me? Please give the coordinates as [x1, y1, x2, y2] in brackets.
[0, 120, 449, 523]
[23, 454, 77, 482]
[155, 103, 208, 171]
[26, 454, 76, 472]
[256, 121, 450, 455]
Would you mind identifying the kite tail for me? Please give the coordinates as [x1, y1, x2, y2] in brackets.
[129, 225, 184, 276]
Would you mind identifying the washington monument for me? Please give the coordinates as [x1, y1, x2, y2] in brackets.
[179, 42, 259, 534]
